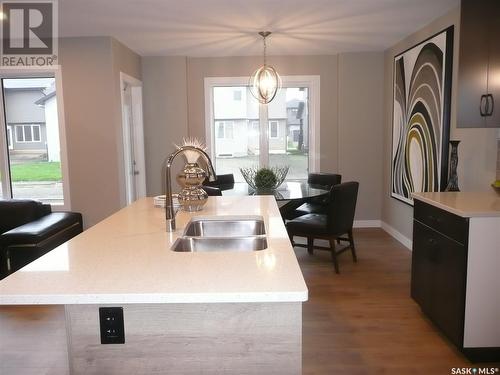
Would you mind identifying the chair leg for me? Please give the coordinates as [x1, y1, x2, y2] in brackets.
[348, 229, 357, 263]
[307, 237, 314, 255]
[329, 238, 339, 274]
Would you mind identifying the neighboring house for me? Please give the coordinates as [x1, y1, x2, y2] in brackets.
[213, 87, 306, 157]
[4, 79, 59, 162]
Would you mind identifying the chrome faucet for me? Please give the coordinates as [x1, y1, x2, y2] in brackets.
[165, 145, 216, 232]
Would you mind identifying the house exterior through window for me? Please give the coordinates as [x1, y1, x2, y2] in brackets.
[205, 76, 320, 181]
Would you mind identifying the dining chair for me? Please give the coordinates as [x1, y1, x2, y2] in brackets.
[202, 186, 222, 196]
[284, 173, 342, 220]
[286, 181, 359, 273]
[203, 174, 235, 190]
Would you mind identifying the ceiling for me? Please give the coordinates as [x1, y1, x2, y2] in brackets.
[59, 0, 459, 57]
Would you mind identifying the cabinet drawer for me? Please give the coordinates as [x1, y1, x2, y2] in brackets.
[414, 200, 469, 244]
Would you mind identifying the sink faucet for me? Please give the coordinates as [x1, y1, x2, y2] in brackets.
[165, 145, 216, 232]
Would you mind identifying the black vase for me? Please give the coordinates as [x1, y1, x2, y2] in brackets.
[445, 140, 460, 192]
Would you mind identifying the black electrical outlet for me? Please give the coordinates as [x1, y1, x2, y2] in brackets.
[99, 307, 125, 344]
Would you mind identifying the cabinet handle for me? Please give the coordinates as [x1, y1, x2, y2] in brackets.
[487, 94, 494, 116]
[480, 95, 487, 116]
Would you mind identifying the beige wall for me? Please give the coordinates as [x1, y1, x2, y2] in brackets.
[338, 53, 385, 221]
[142, 54, 385, 220]
[111, 39, 142, 207]
[59, 37, 141, 228]
[381, 7, 499, 240]
[141, 57, 189, 196]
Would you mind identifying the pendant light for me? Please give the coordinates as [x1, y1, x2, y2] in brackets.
[249, 31, 282, 104]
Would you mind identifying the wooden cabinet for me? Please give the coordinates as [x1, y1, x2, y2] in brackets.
[411, 200, 468, 348]
[457, 0, 500, 127]
[412, 200, 500, 362]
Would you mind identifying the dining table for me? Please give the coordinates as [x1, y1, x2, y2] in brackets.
[218, 180, 330, 218]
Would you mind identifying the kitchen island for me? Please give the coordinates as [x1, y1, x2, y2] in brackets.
[0, 196, 308, 374]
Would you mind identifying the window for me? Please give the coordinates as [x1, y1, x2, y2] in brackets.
[205, 76, 320, 181]
[233, 90, 242, 101]
[0, 72, 70, 209]
[15, 124, 41, 143]
[269, 121, 279, 139]
[216, 121, 234, 139]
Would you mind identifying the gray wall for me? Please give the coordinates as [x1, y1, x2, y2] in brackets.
[4, 89, 45, 123]
[381, 7, 500, 241]
[338, 53, 385, 221]
[59, 36, 141, 228]
[141, 56, 188, 196]
[142, 53, 385, 221]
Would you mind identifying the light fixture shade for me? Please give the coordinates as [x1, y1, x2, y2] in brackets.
[249, 65, 282, 104]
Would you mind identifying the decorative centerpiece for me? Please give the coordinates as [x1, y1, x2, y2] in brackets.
[175, 138, 210, 212]
[240, 166, 289, 192]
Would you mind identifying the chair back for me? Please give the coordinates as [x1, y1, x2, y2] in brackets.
[308, 173, 341, 187]
[215, 174, 235, 185]
[203, 173, 235, 189]
[327, 182, 359, 235]
[202, 186, 222, 196]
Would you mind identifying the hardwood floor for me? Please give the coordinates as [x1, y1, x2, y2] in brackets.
[0, 228, 497, 374]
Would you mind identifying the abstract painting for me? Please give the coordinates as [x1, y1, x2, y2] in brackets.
[391, 26, 454, 205]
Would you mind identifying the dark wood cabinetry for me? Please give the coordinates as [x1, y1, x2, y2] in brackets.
[411, 200, 468, 348]
[457, 0, 500, 127]
[412, 197, 500, 362]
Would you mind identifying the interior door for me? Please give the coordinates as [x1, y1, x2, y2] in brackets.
[123, 84, 137, 203]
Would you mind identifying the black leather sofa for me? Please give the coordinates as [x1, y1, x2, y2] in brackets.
[0, 199, 83, 279]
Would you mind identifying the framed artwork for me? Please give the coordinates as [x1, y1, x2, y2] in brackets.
[391, 26, 454, 205]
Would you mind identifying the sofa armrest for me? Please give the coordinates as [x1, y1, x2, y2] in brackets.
[0, 212, 83, 247]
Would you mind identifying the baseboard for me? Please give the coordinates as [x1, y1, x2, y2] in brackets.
[353, 220, 381, 228]
[381, 221, 412, 250]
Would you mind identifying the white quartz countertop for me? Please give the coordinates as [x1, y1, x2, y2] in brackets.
[412, 191, 500, 217]
[0, 196, 308, 305]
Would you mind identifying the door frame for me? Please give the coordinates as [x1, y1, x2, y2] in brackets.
[120, 72, 146, 205]
[0, 66, 71, 210]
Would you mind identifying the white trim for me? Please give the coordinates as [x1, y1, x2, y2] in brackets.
[381, 221, 413, 250]
[120, 71, 146, 206]
[0, 66, 71, 210]
[7, 126, 13, 150]
[203, 75, 320, 173]
[14, 124, 41, 143]
[353, 220, 381, 228]
[0, 86, 12, 198]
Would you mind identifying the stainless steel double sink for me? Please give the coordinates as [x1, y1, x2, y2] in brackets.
[171, 216, 268, 252]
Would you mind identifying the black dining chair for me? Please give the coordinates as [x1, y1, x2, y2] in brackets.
[203, 174, 235, 190]
[286, 181, 359, 274]
[202, 186, 222, 196]
[283, 173, 342, 220]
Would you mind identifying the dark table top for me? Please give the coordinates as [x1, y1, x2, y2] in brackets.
[220, 181, 330, 201]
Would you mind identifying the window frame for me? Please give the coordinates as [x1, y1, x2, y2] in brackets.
[204, 75, 320, 176]
[269, 120, 279, 139]
[15, 124, 41, 143]
[7, 126, 13, 149]
[0, 66, 72, 211]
